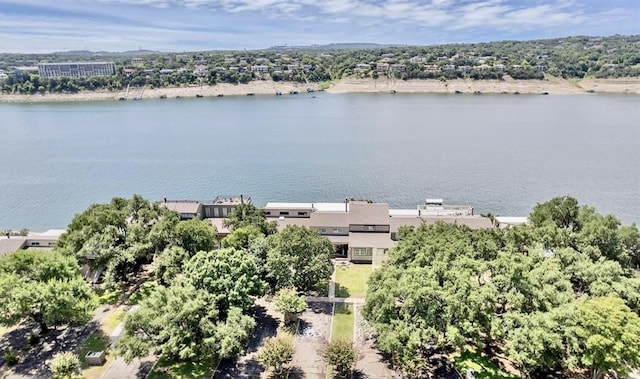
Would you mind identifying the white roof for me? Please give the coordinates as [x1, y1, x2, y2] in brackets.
[33, 229, 66, 237]
[265, 202, 314, 209]
[425, 198, 444, 204]
[494, 217, 528, 225]
[314, 203, 348, 212]
[264, 202, 348, 212]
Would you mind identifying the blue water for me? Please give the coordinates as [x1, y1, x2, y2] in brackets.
[0, 93, 638, 230]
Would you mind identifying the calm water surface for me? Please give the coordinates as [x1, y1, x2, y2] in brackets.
[0, 93, 638, 230]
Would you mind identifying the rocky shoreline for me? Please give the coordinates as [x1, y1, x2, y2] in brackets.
[1, 77, 639, 103]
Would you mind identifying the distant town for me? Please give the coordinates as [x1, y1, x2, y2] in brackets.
[1, 35, 639, 95]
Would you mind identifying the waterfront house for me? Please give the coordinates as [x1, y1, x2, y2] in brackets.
[0, 230, 64, 257]
[263, 199, 490, 264]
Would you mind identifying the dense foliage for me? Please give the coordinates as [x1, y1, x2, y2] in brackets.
[118, 248, 264, 363]
[55, 195, 217, 285]
[2, 35, 639, 94]
[264, 225, 334, 293]
[363, 196, 640, 378]
[0, 251, 96, 333]
[257, 336, 294, 373]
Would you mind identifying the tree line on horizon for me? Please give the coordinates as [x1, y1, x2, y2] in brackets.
[0, 195, 638, 378]
[1, 34, 639, 95]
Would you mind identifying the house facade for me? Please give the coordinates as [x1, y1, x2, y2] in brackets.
[264, 199, 492, 264]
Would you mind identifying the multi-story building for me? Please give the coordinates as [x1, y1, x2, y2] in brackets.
[37, 62, 116, 78]
[263, 199, 491, 264]
[160, 195, 251, 237]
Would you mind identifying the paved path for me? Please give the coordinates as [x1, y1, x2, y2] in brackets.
[99, 355, 155, 379]
[306, 296, 365, 305]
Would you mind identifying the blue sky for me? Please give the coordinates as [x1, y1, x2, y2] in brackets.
[0, 0, 638, 53]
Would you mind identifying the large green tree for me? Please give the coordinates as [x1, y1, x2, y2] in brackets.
[265, 225, 333, 293]
[0, 251, 96, 333]
[56, 195, 177, 284]
[118, 248, 264, 363]
[363, 197, 640, 378]
[575, 297, 640, 379]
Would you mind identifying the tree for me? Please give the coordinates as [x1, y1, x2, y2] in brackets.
[55, 195, 177, 284]
[320, 339, 358, 377]
[273, 288, 307, 324]
[0, 251, 96, 333]
[224, 203, 277, 236]
[257, 336, 294, 374]
[50, 352, 81, 379]
[265, 225, 334, 293]
[118, 248, 264, 363]
[175, 218, 217, 254]
[529, 196, 580, 231]
[154, 246, 190, 284]
[221, 225, 263, 250]
[575, 297, 640, 379]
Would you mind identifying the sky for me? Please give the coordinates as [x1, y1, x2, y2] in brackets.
[0, 0, 638, 53]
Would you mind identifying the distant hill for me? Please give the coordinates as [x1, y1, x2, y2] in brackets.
[266, 43, 404, 51]
[52, 49, 161, 57]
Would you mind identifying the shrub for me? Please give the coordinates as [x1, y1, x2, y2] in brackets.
[257, 336, 294, 373]
[320, 339, 358, 377]
[50, 352, 81, 379]
[4, 348, 19, 366]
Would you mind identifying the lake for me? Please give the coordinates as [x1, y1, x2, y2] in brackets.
[0, 92, 638, 230]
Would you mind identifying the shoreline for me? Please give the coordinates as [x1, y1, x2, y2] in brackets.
[1, 77, 639, 103]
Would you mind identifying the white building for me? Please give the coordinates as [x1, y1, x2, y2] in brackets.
[38, 62, 116, 78]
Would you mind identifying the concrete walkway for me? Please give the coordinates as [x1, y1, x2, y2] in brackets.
[306, 296, 365, 305]
[99, 355, 155, 379]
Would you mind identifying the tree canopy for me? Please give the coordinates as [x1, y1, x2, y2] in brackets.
[118, 247, 264, 363]
[264, 225, 334, 293]
[0, 250, 96, 333]
[364, 197, 640, 378]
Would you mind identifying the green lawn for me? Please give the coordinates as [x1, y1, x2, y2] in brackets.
[334, 264, 372, 298]
[452, 350, 519, 379]
[97, 288, 121, 305]
[79, 331, 114, 379]
[101, 308, 125, 335]
[331, 304, 354, 342]
[147, 357, 214, 379]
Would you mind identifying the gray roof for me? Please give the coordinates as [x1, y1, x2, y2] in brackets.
[161, 201, 200, 214]
[0, 237, 27, 257]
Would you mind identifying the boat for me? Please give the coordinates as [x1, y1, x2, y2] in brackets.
[196, 94, 204, 98]
[217, 94, 224, 97]
[289, 90, 298, 95]
[275, 92, 282, 96]
[473, 90, 482, 95]
[454, 90, 462, 94]
[176, 95, 182, 99]
[246, 93, 255, 96]
[541, 91, 549, 95]
[159, 94, 167, 99]
[306, 88, 315, 93]
[389, 90, 396, 94]
[118, 97, 126, 101]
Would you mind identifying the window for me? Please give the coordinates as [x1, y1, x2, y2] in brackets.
[353, 248, 371, 256]
[205, 208, 211, 217]
[366, 225, 375, 231]
[333, 228, 341, 234]
[298, 212, 307, 216]
[265, 211, 271, 216]
[279, 211, 290, 216]
[320, 228, 327, 233]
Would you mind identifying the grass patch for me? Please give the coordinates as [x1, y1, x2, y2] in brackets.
[452, 349, 518, 379]
[331, 304, 354, 342]
[78, 331, 113, 379]
[101, 308, 125, 335]
[147, 357, 215, 379]
[126, 281, 158, 305]
[334, 264, 372, 298]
